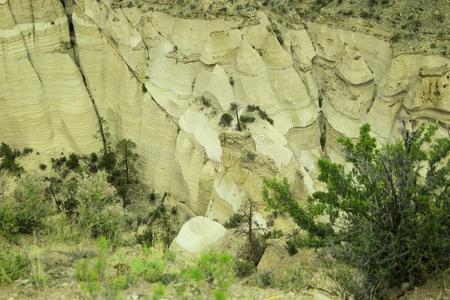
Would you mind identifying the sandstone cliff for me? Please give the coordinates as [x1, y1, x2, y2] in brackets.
[1, 0, 449, 221]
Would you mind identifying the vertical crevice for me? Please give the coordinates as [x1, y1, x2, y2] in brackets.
[318, 92, 327, 153]
[61, 1, 109, 153]
[6, 0, 43, 85]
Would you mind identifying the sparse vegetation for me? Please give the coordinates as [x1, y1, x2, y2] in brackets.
[2, 1, 449, 299]
[0, 175, 53, 239]
[197, 95, 211, 108]
[0, 250, 31, 284]
[0, 134, 197, 297]
[112, 0, 450, 53]
[224, 199, 269, 280]
[247, 105, 274, 125]
[177, 252, 234, 299]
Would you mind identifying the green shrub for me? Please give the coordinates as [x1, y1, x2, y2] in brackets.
[314, 0, 333, 8]
[128, 248, 177, 285]
[285, 238, 298, 256]
[141, 259, 164, 283]
[71, 172, 126, 241]
[245, 105, 273, 125]
[112, 139, 141, 206]
[324, 261, 365, 299]
[137, 194, 180, 248]
[0, 250, 46, 287]
[224, 213, 243, 229]
[75, 237, 109, 297]
[0, 250, 31, 283]
[66, 153, 80, 170]
[136, 227, 154, 246]
[30, 258, 48, 287]
[273, 27, 284, 45]
[0, 143, 23, 175]
[239, 115, 256, 124]
[22, 147, 33, 156]
[242, 151, 257, 163]
[152, 285, 165, 300]
[88, 204, 126, 241]
[263, 124, 450, 297]
[263, 177, 333, 241]
[0, 175, 53, 238]
[391, 32, 402, 42]
[219, 113, 233, 127]
[259, 270, 274, 288]
[234, 259, 256, 278]
[197, 96, 211, 108]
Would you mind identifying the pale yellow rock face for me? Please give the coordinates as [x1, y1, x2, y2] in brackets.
[171, 216, 227, 255]
[0, 0, 99, 152]
[1, 0, 449, 222]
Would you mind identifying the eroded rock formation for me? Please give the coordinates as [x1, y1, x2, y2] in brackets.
[1, 0, 449, 222]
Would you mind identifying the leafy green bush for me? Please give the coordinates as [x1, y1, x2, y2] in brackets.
[0, 175, 53, 238]
[0, 143, 23, 175]
[234, 258, 255, 278]
[263, 124, 450, 297]
[152, 285, 166, 300]
[22, 147, 33, 156]
[71, 172, 126, 241]
[219, 113, 233, 127]
[0, 250, 30, 283]
[239, 115, 256, 124]
[263, 177, 333, 240]
[89, 204, 126, 241]
[135, 193, 180, 248]
[66, 153, 80, 170]
[132, 256, 164, 283]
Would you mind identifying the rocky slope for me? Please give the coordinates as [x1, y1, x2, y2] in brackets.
[1, 0, 449, 222]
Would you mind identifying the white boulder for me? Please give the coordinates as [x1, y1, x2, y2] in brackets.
[171, 216, 227, 254]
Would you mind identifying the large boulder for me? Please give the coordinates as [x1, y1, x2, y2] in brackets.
[170, 216, 227, 255]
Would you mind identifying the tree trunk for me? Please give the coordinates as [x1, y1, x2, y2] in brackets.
[235, 108, 242, 131]
[125, 143, 129, 184]
[248, 201, 254, 258]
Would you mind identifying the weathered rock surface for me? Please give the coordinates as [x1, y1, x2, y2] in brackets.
[1, 0, 449, 223]
[170, 216, 227, 254]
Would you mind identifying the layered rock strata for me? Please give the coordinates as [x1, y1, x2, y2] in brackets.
[1, 0, 449, 222]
